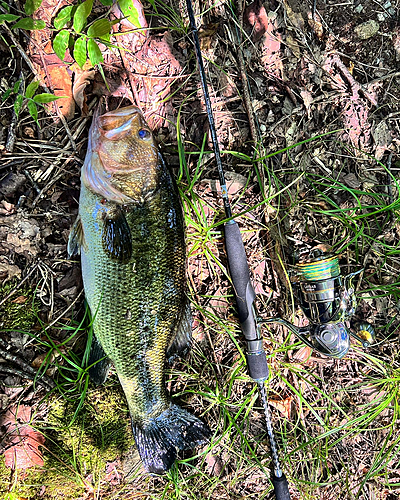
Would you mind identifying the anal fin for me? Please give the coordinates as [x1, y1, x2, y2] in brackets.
[166, 300, 192, 364]
[88, 334, 111, 385]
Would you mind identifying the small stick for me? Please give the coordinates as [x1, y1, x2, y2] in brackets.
[0, 347, 55, 389]
[0, 366, 54, 390]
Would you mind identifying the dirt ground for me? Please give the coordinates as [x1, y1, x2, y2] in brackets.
[1, 0, 400, 499]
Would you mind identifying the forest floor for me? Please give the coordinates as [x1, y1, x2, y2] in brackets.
[1, 0, 400, 499]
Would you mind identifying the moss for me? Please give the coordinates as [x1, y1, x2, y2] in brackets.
[0, 382, 136, 499]
[0, 281, 37, 331]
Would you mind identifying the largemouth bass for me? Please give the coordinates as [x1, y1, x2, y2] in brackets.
[68, 105, 210, 473]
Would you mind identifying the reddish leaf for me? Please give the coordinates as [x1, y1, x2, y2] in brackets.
[72, 66, 95, 115]
[11, 295, 28, 304]
[244, 0, 269, 42]
[1, 405, 45, 470]
[269, 397, 293, 419]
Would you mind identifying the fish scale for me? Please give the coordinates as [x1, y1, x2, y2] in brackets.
[80, 181, 184, 416]
[69, 105, 210, 473]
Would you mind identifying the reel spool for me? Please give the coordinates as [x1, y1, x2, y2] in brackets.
[263, 248, 375, 359]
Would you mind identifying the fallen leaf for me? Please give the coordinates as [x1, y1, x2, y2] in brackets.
[72, 65, 96, 115]
[11, 295, 28, 304]
[244, 0, 269, 42]
[342, 173, 361, 189]
[372, 120, 392, 161]
[31, 352, 52, 370]
[28, 0, 76, 120]
[292, 345, 312, 362]
[1, 405, 45, 470]
[205, 452, 223, 476]
[269, 397, 293, 419]
[0, 257, 21, 282]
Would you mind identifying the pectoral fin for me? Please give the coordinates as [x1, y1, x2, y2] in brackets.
[166, 300, 192, 364]
[88, 334, 112, 385]
[102, 207, 132, 263]
[67, 217, 85, 257]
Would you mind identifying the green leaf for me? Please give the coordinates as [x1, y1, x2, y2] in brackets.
[53, 29, 70, 61]
[14, 94, 24, 117]
[0, 14, 20, 22]
[24, 0, 43, 16]
[1, 88, 13, 102]
[13, 80, 21, 93]
[33, 93, 62, 103]
[54, 5, 74, 30]
[87, 19, 111, 38]
[28, 100, 38, 124]
[99, 0, 113, 5]
[87, 38, 103, 66]
[73, 35, 87, 68]
[97, 63, 110, 91]
[73, 0, 93, 33]
[12, 17, 46, 30]
[117, 0, 142, 28]
[25, 80, 40, 99]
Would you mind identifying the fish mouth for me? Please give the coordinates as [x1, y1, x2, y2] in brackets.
[93, 105, 147, 142]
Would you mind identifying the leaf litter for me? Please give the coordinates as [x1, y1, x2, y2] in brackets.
[0, 0, 400, 498]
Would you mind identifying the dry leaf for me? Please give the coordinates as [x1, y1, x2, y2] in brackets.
[205, 452, 223, 476]
[1, 405, 45, 470]
[28, 0, 76, 120]
[11, 295, 28, 304]
[244, 0, 270, 42]
[72, 66, 96, 115]
[372, 120, 392, 161]
[292, 345, 312, 362]
[269, 397, 293, 419]
[0, 257, 21, 282]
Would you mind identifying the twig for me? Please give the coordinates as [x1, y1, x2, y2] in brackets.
[32, 104, 95, 206]
[2, 23, 76, 150]
[0, 366, 54, 390]
[23, 169, 41, 194]
[44, 289, 84, 332]
[32, 154, 77, 207]
[235, 0, 266, 192]
[0, 347, 55, 389]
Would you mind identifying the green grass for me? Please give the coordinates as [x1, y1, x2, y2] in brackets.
[2, 2, 400, 496]
[1, 129, 399, 500]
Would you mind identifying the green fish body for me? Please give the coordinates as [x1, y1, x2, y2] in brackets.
[69, 106, 209, 473]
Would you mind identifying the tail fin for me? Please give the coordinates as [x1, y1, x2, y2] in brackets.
[132, 403, 211, 474]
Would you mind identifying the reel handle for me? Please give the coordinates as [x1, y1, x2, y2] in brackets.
[224, 220, 257, 340]
[224, 220, 268, 381]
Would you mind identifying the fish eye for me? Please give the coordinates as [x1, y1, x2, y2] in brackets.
[138, 129, 151, 140]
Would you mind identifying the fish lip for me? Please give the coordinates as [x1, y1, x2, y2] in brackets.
[95, 105, 150, 144]
[90, 104, 143, 135]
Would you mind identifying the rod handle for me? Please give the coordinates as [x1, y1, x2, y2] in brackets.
[224, 221, 257, 341]
[272, 473, 291, 500]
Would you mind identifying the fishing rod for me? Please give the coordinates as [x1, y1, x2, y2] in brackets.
[185, 2, 291, 498]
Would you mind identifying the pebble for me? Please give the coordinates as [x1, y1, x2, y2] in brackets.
[354, 20, 380, 40]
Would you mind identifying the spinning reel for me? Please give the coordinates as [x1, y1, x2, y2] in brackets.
[263, 248, 375, 359]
